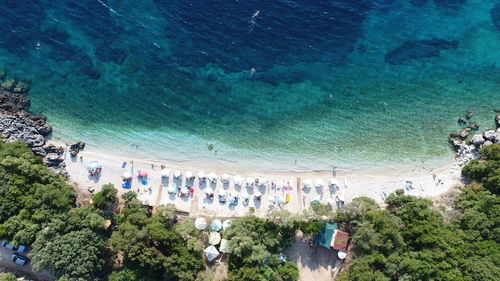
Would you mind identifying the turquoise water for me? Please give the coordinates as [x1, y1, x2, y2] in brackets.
[1, 0, 499, 171]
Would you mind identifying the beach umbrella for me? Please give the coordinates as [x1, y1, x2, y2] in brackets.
[228, 196, 237, 204]
[209, 232, 221, 245]
[259, 178, 268, 186]
[195, 217, 207, 230]
[315, 179, 324, 187]
[208, 172, 218, 182]
[218, 189, 227, 197]
[337, 192, 345, 202]
[186, 171, 194, 179]
[269, 195, 276, 203]
[89, 161, 100, 170]
[278, 196, 285, 204]
[174, 170, 182, 178]
[204, 245, 220, 261]
[189, 187, 194, 194]
[205, 187, 214, 195]
[219, 239, 230, 253]
[303, 179, 313, 187]
[167, 183, 177, 193]
[246, 177, 254, 186]
[198, 171, 205, 179]
[329, 177, 339, 187]
[180, 186, 189, 194]
[311, 196, 321, 203]
[210, 219, 222, 232]
[338, 251, 347, 259]
[326, 198, 335, 205]
[242, 194, 250, 200]
[233, 175, 243, 185]
[222, 220, 232, 230]
[161, 169, 170, 177]
[138, 170, 148, 177]
[221, 174, 231, 183]
[254, 191, 262, 198]
[122, 171, 132, 179]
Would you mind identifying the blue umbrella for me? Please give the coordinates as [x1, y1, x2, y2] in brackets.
[210, 219, 222, 232]
[311, 197, 321, 203]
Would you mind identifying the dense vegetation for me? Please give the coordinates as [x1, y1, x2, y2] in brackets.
[338, 144, 500, 281]
[224, 216, 299, 281]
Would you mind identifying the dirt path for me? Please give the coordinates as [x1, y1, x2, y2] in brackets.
[284, 231, 338, 281]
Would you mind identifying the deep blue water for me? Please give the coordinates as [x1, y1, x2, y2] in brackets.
[0, 0, 499, 170]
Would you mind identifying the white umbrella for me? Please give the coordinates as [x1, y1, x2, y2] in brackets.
[180, 186, 189, 194]
[205, 187, 214, 195]
[221, 174, 231, 183]
[303, 179, 313, 187]
[338, 251, 347, 259]
[204, 245, 220, 261]
[329, 177, 339, 187]
[269, 195, 276, 203]
[185, 171, 194, 179]
[259, 178, 268, 186]
[122, 171, 132, 178]
[222, 220, 232, 230]
[337, 192, 345, 202]
[326, 198, 335, 205]
[174, 170, 182, 178]
[315, 179, 324, 187]
[219, 239, 230, 253]
[254, 191, 262, 197]
[209, 232, 221, 245]
[242, 194, 250, 200]
[161, 169, 170, 177]
[218, 189, 227, 197]
[89, 161, 100, 169]
[210, 219, 223, 231]
[167, 183, 177, 193]
[198, 171, 206, 179]
[246, 177, 254, 186]
[208, 172, 218, 182]
[233, 175, 243, 185]
[195, 217, 207, 230]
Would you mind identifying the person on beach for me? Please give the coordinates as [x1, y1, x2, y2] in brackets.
[79, 156, 83, 162]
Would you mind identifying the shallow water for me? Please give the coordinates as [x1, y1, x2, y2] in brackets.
[0, 0, 499, 171]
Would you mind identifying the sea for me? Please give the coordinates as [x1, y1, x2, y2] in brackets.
[1, 0, 499, 171]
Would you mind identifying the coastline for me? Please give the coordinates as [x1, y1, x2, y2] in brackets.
[54, 139, 462, 218]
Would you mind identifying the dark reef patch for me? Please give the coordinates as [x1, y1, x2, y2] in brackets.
[492, 2, 500, 30]
[153, 0, 373, 72]
[385, 39, 459, 65]
[433, 0, 467, 9]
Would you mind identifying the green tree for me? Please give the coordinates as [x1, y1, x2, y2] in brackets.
[93, 183, 118, 208]
[0, 273, 17, 281]
[32, 229, 105, 281]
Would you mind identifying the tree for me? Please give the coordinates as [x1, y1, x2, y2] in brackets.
[121, 191, 137, 202]
[93, 183, 117, 208]
[32, 229, 106, 281]
[0, 273, 17, 281]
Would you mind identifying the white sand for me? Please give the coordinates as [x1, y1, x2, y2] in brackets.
[56, 141, 462, 218]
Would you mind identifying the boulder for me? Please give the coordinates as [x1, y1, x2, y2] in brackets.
[468, 122, 480, 130]
[483, 140, 493, 147]
[484, 130, 496, 140]
[70, 141, 85, 151]
[457, 117, 467, 124]
[471, 134, 485, 145]
[31, 146, 47, 157]
[465, 109, 473, 119]
[43, 153, 63, 167]
[459, 128, 470, 139]
[25, 134, 45, 147]
[12, 81, 29, 94]
[449, 131, 460, 138]
[496, 114, 500, 127]
[36, 124, 52, 136]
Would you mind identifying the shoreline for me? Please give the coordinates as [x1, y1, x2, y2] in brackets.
[53, 139, 462, 218]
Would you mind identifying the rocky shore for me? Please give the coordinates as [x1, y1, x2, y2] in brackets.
[0, 76, 68, 177]
[449, 110, 500, 167]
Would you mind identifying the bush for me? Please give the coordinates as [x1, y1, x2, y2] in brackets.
[93, 184, 117, 208]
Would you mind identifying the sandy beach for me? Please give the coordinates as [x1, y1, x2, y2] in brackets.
[56, 141, 462, 218]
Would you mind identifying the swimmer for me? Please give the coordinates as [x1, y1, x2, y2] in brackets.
[356, 100, 360, 104]
[252, 10, 260, 18]
[250, 68, 256, 76]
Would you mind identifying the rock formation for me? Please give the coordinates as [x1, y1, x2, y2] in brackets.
[0, 81, 67, 177]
